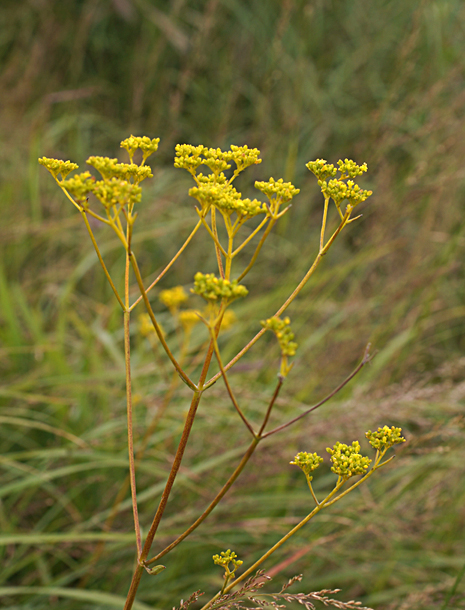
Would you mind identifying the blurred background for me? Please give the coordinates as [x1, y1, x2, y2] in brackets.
[1, 0, 465, 608]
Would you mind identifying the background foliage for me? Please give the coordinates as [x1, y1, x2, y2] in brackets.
[1, 0, 465, 608]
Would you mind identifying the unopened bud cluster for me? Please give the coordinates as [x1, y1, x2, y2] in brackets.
[326, 441, 372, 479]
[290, 452, 323, 481]
[192, 272, 248, 303]
[306, 157, 372, 210]
[212, 549, 243, 570]
[175, 144, 261, 176]
[366, 426, 406, 450]
[261, 316, 298, 357]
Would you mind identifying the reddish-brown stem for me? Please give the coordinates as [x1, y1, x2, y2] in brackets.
[257, 377, 283, 437]
[262, 343, 372, 439]
[124, 333, 218, 609]
[146, 436, 260, 565]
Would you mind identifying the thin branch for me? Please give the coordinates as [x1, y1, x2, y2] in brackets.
[146, 437, 260, 565]
[257, 377, 283, 437]
[129, 252, 197, 391]
[204, 210, 353, 389]
[124, 335, 218, 610]
[124, 252, 142, 557]
[231, 216, 269, 257]
[262, 344, 373, 439]
[80, 210, 126, 311]
[320, 197, 329, 251]
[236, 218, 276, 283]
[210, 326, 256, 437]
[129, 219, 203, 311]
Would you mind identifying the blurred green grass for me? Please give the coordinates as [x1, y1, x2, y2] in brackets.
[1, 0, 465, 608]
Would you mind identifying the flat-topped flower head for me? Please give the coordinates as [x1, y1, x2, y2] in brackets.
[229, 144, 262, 171]
[290, 451, 323, 481]
[92, 178, 142, 209]
[62, 172, 95, 203]
[86, 157, 152, 184]
[203, 147, 233, 174]
[320, 178, 372, 208]
[120, 135, 160, 163]
[337, 158, 368, 180]
[159, 286, 188, 310]
[366, 426, 406, 451]
[306, 159, 337, 182]
[255, 177, 300, 214]
[174, 144, 208, 173]
[213, 549, 243, 571]
[189, 181, 241, 213]
[261, 316, 298, 357]
[38, 157, 79, 180]
[326, 440, 372, 479]
[192, 272, 248, 303]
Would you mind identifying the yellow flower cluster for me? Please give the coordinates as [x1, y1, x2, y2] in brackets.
[174, 144, 262, 176]
[229, 144, 262, 171]
[254, 177, 300, 206]
[191, 272, 248, 302]
[307, 157, 372, 210]
[212, 549, 243, 570]
[337, 158, 368, 180]
[86, 157, 153, 184]
[120, 135, 160, 163]
[326, 441, 372, 479]
[305, 159, 338, 181]
[290, 451, 323, 481]
[189, 173, 267, 219]
[92, 177, 142, 209]
[189, 180, 241, 212]
[261, 316, 298, 357]
[38, 157, 79, 180]
[365, 426, 406, 450]
[138, 313, 165, 339]
[61, 172, 95, 202]
[321, 179, 372, 208]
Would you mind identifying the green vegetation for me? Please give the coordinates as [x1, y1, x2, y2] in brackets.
[1, 1, 465, 608]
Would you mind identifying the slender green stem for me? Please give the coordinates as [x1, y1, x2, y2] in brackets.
[124, 252, 142, 557]
[320, 197, 329, 251]
[129, 252, 197, 391]
[80, 210, 126, 311]
[232, 216, 269, 257]
[129, 219, 202, 311]
[307, 478, 320, 506]
[211, 207, 225, 278]
[236, 218, 276, 283]
[200, 481, 345, 610]
[196, 209, 228, 257]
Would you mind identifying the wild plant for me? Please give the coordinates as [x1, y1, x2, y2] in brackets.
[39, 137, 404, 610]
